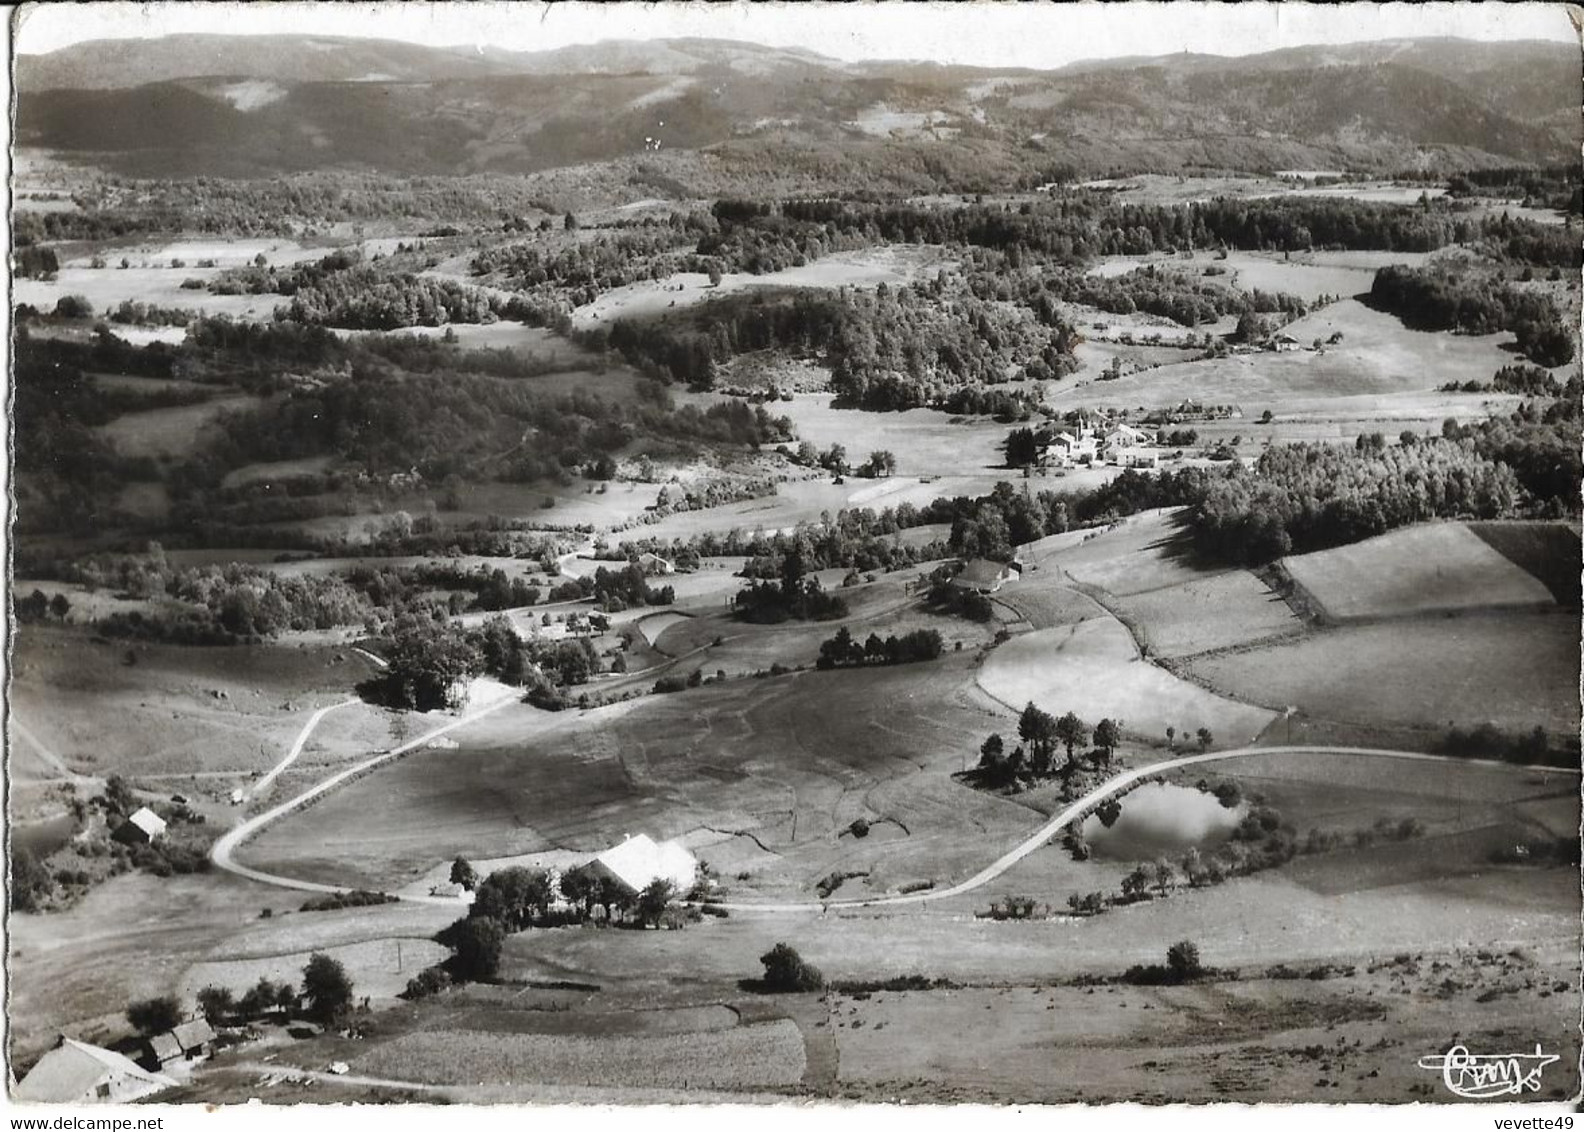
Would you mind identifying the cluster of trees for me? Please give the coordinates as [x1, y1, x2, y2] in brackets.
[107, 298, 197, 327]
[933, 473, 1210, 562]
[972, 705, 1120, 788]
[277, 266, 504, 330]
[1369, 264, 1573, 366]
[819, 282, 1075, 410]
[11, 172, 587, 241]
[349, 562, 541, 613]
[815, 626, 944, 669]
[14, 243, 59, 278]
[734, 575, 847, 624]
[472, 227, 695, 292]
[1454, 393, 1582, 514]
[589, 283, 1079, 410]
[628, 510, 950, 581]
[648, 475, 780, 518]
[427, 860, 691, 987]
[546, 563, 674, 611]
[1442, 364, 1562, 397]
[1192, 438, 1524, 564]
[1440, 722, 1579, 768]
[740, 192, 1575, 267]
[187, 953, 354, 1028]
[1027, 264, 1307, 328]
[1445, 165, 1583, 214]
[202, 367, 792, 491]
[733, 540, 850, 623]
[939, 386, 1042, 420]
[365, 613, 608, 712]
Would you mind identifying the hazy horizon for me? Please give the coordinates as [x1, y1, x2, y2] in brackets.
[16, 0, 1578, 69]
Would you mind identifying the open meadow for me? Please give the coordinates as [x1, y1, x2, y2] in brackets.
[1045, 299, 1518, 412]
[1181, 611, 1581, 742]
[1280, 522, 1558, 621]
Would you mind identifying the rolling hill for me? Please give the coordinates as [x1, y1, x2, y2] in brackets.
[14, 35, 1581, 180]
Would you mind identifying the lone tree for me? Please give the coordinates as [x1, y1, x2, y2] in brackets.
[126, 995, 182, 1035]
[103, 774, 138, 817]
[636, 878, 675, 927]
[1054, 711, 1089, 768]
[1152, 857, 1177, 896]
[1166, 939, 1203, 981]
[1196, 727, 1214, 752]
[978, 733, 1004, 770]
[1019, 702, 1059, 775]
[449, 857, 478, 892]
[1165, 725, 1176, 750]
[196, 986, 234, 1024]
[558, 864, 598, 919]
[301, 953, 354, 1022]
[450, 916, 506, 982]
[1121, 865, 1153, 901]
[1092, 718, 1121, 766]
[759, 943, 824, 992]
[1005, 427, 1039, 468]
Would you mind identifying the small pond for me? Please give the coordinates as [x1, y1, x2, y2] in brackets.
[1080, 782, 1243, 861]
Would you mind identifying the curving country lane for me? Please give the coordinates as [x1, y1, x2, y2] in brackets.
[210, 695, 520, 905]
[711, 744, 1580, 914]
[212, 693, 1578, 913]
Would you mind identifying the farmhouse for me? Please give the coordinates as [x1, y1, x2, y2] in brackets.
[1108, 447, 1160, 469]
[1270, 332, 1302, 352]
[15, 1038, 176, 1104]
[953, 559, 1019, 594]
[1100, 423, 1152, 449]
[589, 833, 699, 896]
[111, 806, 167, 845]
[637, 552, 675, 576]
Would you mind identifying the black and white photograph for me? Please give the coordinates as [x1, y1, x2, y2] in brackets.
[4, 0, 1582, 1118]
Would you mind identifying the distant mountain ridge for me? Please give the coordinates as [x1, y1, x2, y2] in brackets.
[15, 34, 1581, 181]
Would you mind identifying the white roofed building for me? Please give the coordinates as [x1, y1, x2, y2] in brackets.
[112, 806, 167, 845]
[590, 834, 699, 896]
[15, 1038, 175, 1104]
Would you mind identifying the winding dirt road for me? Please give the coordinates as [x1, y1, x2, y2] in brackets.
[210, 693, 520, 904]
[213, 694, 1576, 914]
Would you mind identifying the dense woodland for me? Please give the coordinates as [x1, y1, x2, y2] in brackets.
[1368, 263, 1574, 366]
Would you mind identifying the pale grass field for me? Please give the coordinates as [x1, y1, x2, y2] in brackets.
[356, 1020, 807, 1090]
[1182, 611, 1581, 736]
[978, 616, 1277, 742]
[1281, 522, 1557, 621]
[1110, 570, 1304, 658]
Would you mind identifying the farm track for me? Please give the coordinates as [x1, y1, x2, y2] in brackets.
[709, 744, 1580, 914]
[10, 715, 93, 784]
[247, 698, 361, 801]
[210, 693, 521, 903]
[213, 685, 1578, 914]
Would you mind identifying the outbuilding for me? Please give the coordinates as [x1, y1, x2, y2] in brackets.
[112, 806, 167, 846]
[951, 559, 1018, 594]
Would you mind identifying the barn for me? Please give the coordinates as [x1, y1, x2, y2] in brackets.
[111, 806, 167, 845]
[952, 559, 1018, 594]
[589, 834, 699, 896]
[15, 1038, 175, 1104]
